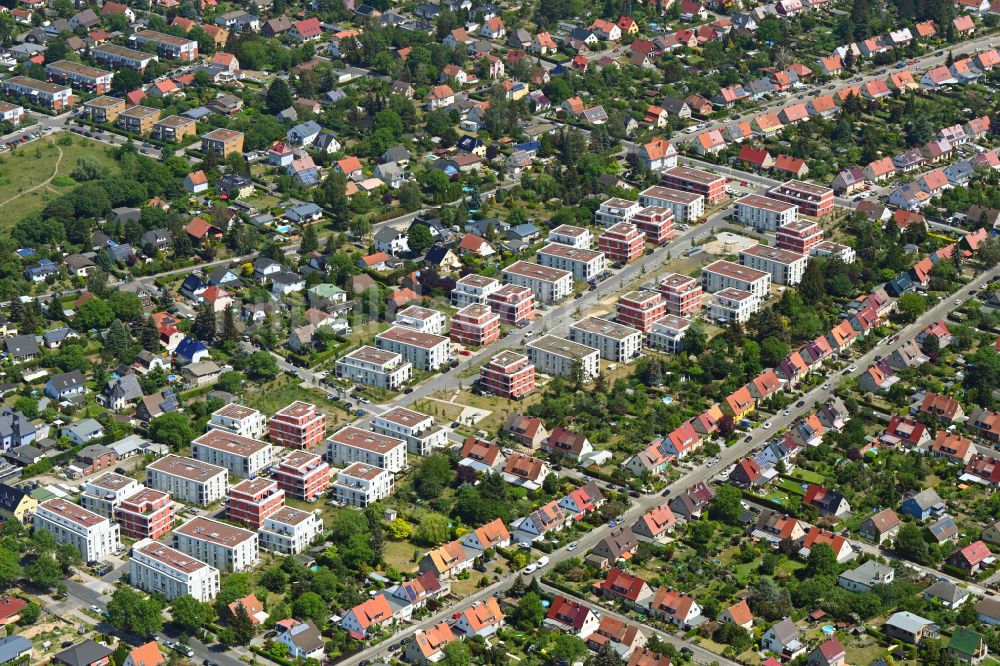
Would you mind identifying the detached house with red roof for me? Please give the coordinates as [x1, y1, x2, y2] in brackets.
[558, 480, 605, 519]
[454, 598, 504, 637]
[804, 484, 851, 517]
[635, 138, 677, 171]
[723, 386, 755, 420]
[948, 541, 992, 575]
[920, 392, 965, 423]
[931, 432, 977, 464]
[543, 427, 593, 461]
[598, 568, 654, 608]
[290, 18, 323, 41]
[720, 600, 754, 631]
[650, 588, 702, 628]
[340, 594, 393, 639]
[632, 503, 677, 544]
[545, 596, 600, 637]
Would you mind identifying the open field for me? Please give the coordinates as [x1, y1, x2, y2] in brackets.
[0, 135, 120, 227]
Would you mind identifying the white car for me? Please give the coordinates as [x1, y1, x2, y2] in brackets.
[847, 365, 857, 372]
[763, 422, 772, 429]
[955, 299, 962, 305]
[567, 542, 578, 551]
[822, 383, 831, 389]
[523, 564, 537, 574]
[89, 605, 102, 614]
[536, 556, 550, 568]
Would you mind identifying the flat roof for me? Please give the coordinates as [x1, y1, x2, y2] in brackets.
[343, 345, 402, 365]
[377, 406, 430, 428]
[120, 487, 170, 509]
[397, 305, 442, 321]
[487, 350, 530, 368]
[202, 127, 243, 142]
[620, 290, 663, 306]
[662, 165, 725, 186]
[278, 449, 326, 472]
[135, 30, 196, 47]
[740, 243, 807, 265]
[659, 272, 699, 289]
[715, 287, 754, 301]
[155, 115, 196, 128]
[5, 76, 69, 94]
[39, 499, 104, 528]
[266, 505, 314, 525]
[47, 60, 111, 78]
[339, 462, 386, 481]
[193, 430, 269, 457]
[654, 314, 693, 330]
[778, 219, 821, 233]
[570, 316, 641, 340]
[769, 179, 833, 198]
[328, 426, 405, 453]
[121, 105, 160, 119]
[490, 283, 532, 298]
[550, 224, 589, 238]
[377, 326, 449, 350]
[87, 472, 134, 491]
[600, 197, 639, 210]
[703, 260, 769, 283]
[229, 477, 279, 496]
[527, 334, 599, 360]
[147, 454, 227, 481]
[639, 185, 704, 204]
[736, 193, 797, 214]
[93, 44, 153, 60]
[537, 243, 604, 263]
[502, 260, 571, 283]
[455, 274, 498, 288]
[175, 516, 255, 546]
[85, 95, 125, 108]
[274, 401, 317, 419]
[135, 540, 212, 574]
[213, 403, 260, 420]
[603, 222, 640, 237]
[454, 303, 497, 321]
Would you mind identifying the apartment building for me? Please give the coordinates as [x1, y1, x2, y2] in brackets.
[599, 223, 645, 264]
[660, 166, 726, 204]
[91, 44, 158, 72]
[811, 240, 856, 264]
[79, 472, 140, 518]
[34, 499, 120, 562]
[335, 346, 412, 390]
[115, 488, 175, 540]
[648, 315, 693, 353]
[45, 60, 112, 93]
[733, 194, 798, 231]
[146, 455, 228, 506]
[375, 326, 450, 371]
[479, 351, 535, 400]
[371, 407, 448, 457]
[632, 206, 675, 244]
[638, 186, 705, 222]
[332, 462, 394, 508]
[569, 317, 643, 363]
[269, 401, 326, 450]
[130, 30, 198, 60]
[82, 95, 126, 123]
[201, 128, 244, 157]
[118, 105, 160, 134]
[207, 403, 267, 440]
[3, 77, 72, 110]
[657, 273, 703, 317]
[501, 261, 573, 303]
[710, 288, 758, 324]
[0, 102, 22, 125]
[451, 274, 500, 308]
[536, 243, 607, 282]
[776, 219, 824, 254]
[701, 260, 771, 305]
[130, 539, 220, 602]
[487, 284, 535, 327]
[548, 224, 593, 249]
[395, 306, 447, 335]
[617, 291, 666, 333]
[767, 180, 835, 217]
[594, 197, 640, 227]
[173, 516, 258, 572]
[225, 477, 285, 529]
[526, 335, 601, 380]
[192, 429, 273, 478]
[271, 450, 331, 502]
[450, 304, 501, 347]
[326, 426, 408, 473]
[259, 506, 324, 555]
[152, 115, 197, 143]
[739, 244, 808, 286]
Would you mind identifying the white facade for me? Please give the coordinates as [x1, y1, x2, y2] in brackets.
[34, 499, 121, 562]
[376, 326, 451, 371]
[394, 306, 447, 335]
[130, 538, 221, 601]
[638, 186, 705, 222]
[371, 407, 448, 456]
[733, 194, 798, 231]
[80, 473, 140, 518]
[192, 430, 274, 479]
[173, 516, 259, 572]
[701, 260, 771, 306]
[146, 455, 229, 506]
[258, 506, 324, 555]
[332, 462, 394, 507]
[326, 426, 408, 473]
[501, 261, 573, 303]
[526, 335, 601, 380]
[536, 244, 607, 282]
[451, 274, 500, 308]
[647, 315, 692, 353]
[335, 346, 412, 390]
[548, 224, 593, 249]
[811, 241, 857, 264]
[594, 198, 640, 227]
[709, 288, 758, 324]
[568, 317, 643, 363]
[207, 403, 267, 440]
[739, 244, 808, 286]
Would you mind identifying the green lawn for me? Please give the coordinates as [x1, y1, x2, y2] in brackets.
[776, 479, 807, 496]
[0, 134, 120, 228]
[241, 374, 353, 426]
[787, 469, 825, 484]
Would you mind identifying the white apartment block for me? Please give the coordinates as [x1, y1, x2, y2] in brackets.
[526, 335, 601, 380]
[638, 186, 705, 222]
[501, 261, 573, 303]
[739, 244, 808, 286]
[536, 243, 607, 282]
[259, 506, 324, 555]
[733, 194, 798, 231]
[332, 462, 394, 508]
[80, 472, 140, 518]
[710, 288, 758, 324]
[130, 539, 221, 602]
[569, 317, 643, 363]
[594, 198, 640, 227]
[173, 516, 259, 572]
[326, 426, 408, 473]
[34, 499, 121, 562]
[701, 260, 771, 306]
[375, 326, 451, 371]
[192, 429, 274, 479]
[207, 403, 267, 440]
[647, 315, 693, 353]
[811, 240, 857, 264]
[335, 346, 412, 390]
[548, 224, 594, 249]
[451, 274, 500, 308]
[146, 455, 229, 506]
[394, 306, 447, 335]
[371, 407, 448, 457]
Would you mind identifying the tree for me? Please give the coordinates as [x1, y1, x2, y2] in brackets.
[592, 643, 624, 666]
[388, 518, 413, 540]
[300, 224, 319, 254]
[413, 454, 455, 499]
[440, 641, 472, 666]
[55, 543, 81, 572]
[799, 260, 827, 303]
[71, 156, 104, 181]
[193, 301, 216, 341]
[17, 601, 39, 626]
[804, 542, 838, 577]
[0, 547, 21, 590]
[221, 306, 239, 343]
[266, 78, 294, 113]
[107, 586, 163, 636]
[895, 522, 930, 563]
[707, 485, 744, 526]
[25, 555, 60, 588]
[74, 298, 115, 330]
[292, 592, 326, 625]
[897, 292, 927, 322]
[412, 513, 450, 546]
[408, 224, 434, 255]
[245, 351, 279, 381]
[109, 291, 143, 322]
[512, 592, 545, 629]
[149, 412, 195, 449]
[761, 336, 790, 368]
[106, 319, 132, 361]
[684, 322, 707, 355]
[549, 634, 587, 665]
[171, 595, 209, 634]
